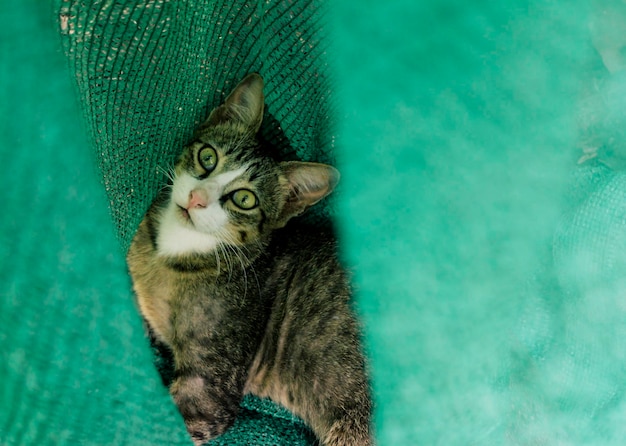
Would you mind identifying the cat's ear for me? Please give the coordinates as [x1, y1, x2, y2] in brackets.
[205, 73, 265, 132]
[276, 162, 340, 227]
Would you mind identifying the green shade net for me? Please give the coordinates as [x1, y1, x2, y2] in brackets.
[3, 0, 626, 445]
[57, 0, 335, 252]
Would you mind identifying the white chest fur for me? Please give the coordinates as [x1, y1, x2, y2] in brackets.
[156, 205, 221, 256]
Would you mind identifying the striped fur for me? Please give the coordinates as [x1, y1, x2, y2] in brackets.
[127, 74, 372, 445]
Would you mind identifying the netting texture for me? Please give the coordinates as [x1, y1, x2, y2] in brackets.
[56, 0, 335, 444]
[58, 0, 335, 253]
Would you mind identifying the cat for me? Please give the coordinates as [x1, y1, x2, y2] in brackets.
[127, 73, 372, 446]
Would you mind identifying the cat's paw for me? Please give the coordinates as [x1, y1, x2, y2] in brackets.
[170, 375, 238, 443]
[185, 419, 213, 446]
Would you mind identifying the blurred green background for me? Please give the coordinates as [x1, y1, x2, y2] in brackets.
[3, 0, 626, 444]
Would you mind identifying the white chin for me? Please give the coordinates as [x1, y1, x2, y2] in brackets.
[156, 206, 220, 257]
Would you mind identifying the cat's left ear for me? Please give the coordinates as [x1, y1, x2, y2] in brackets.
[205, 73, 265, 132]
[275, 162, 340, 227]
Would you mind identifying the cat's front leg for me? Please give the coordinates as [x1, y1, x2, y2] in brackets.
[170, 373, 241, 445]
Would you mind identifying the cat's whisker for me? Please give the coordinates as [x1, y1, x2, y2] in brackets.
[215, 229, 238, 282]
[241, 249, 262, 295]
[155, 166, 177, 196]
[222, 241, 239, 285]
[223, 232, 263, 296]
[221, 242, 235, 283]
[214, 240, 222, 277]
[156, 165, 176, 184]
[227, 236, 261, 298]
[159, 181, 174, 193]
[227, 242, 249, 294]
[217, 230, 255, 295]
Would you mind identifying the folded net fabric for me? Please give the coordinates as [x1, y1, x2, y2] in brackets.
[2, 0, 329, 444]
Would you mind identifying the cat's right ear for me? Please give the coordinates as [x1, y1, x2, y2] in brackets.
[204, 73, 265, 133]
[275, 162, 340, 228]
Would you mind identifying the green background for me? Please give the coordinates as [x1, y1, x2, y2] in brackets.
[4, 0, 626, 444]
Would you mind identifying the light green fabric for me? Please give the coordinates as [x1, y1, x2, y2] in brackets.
[1, 1, 189, 444]
[53, 0, 332, 443]
[2, 0, 325, 444]
[334, 1, 626, 444]
[4, 0, 626, 445]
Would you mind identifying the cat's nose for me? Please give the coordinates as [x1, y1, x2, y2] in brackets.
[187, 189, 209, 209]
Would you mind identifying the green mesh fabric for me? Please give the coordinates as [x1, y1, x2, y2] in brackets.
[1, 2, 188, 444]
[58, 0, 335, 253]
[5, 0, 626, 445]
[55, 0, 331, 444]
[2, 0, 326, 444]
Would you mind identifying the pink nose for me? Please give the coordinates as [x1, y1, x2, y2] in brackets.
[187, 189, 209, 209]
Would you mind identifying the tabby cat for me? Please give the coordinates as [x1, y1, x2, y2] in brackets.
[127, 74, 372, 445]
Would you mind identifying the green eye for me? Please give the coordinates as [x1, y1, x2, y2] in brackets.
[231, 189, 258, 210]
[198, 146, 218, 172]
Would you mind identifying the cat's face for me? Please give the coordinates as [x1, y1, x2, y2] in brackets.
[155, 74, 338, 260]
[156, 127, 284, 257]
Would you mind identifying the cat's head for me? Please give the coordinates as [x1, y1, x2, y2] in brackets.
[156, 73, 338, 262]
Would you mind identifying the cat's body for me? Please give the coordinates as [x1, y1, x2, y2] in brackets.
[127, 74, 372, 445]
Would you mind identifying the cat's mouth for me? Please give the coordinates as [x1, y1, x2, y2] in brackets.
[177, 205, 193, 224]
